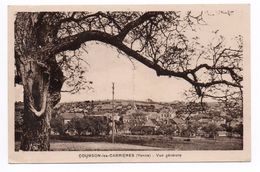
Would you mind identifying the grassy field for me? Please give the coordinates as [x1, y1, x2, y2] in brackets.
[50, 142, 165, 151]
[15, 134, 243, 151]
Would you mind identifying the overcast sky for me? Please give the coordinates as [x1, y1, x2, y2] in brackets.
[15, 10, 245, 103]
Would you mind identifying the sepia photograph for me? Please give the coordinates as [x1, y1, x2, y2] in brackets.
[8, 4, 250, 163]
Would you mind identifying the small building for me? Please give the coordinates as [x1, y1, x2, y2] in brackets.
[101, 104, 113, 112]
[160, 108, 176, 119]
[144, 119, 159, 128]
[65, 129, 78, 136]
[214, 117, 226, 126]
[168, 117, 186, 136]
[147, 112, 160, 121]
[196, 129, 207, 138]
[130, 126, 155, 135]
[61, 112, 84, 124]
[122, 114, 131, 123]
[170, 117, 185, 126]
[217, 131, 230, 137]
[232, 133, 242, 138]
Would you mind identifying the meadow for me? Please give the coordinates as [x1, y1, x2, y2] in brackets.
[15, 135, 243, 151]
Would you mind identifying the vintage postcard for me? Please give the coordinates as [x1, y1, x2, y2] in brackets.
[8, 4, 250, 163]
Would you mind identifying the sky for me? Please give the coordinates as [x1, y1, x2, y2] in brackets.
[15, 9, 246, 103]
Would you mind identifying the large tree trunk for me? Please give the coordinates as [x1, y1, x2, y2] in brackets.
[15, 13, 63, 151]
[19, 60, 52, 151]
[19, 59, 63, 151]
[20, 100, 52, 151]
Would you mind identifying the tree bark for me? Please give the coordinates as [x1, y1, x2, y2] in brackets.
[19, 60, 51, 151]
[19, 59, 63, 151]
[20, 102, 52, 151]
[15, 13, 64, 151]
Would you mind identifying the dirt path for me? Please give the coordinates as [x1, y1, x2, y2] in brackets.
[51, 142, 165, 151]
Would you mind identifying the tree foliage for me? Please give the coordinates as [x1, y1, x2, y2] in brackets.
[66, 116, 109, 136]
[129, 112, 147, 127]
[233, 122, 243, 137]
[15, 11, 243, 102]
[202, 123, 221, 139]
[157, 124, 177, 135]
[50, 114, 65, 135]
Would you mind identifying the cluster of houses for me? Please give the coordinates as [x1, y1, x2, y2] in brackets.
[55, 100, 243, 138]
[14, 100, 242, 138]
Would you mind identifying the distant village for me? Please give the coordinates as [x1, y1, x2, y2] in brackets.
[15, 99, 243, 139]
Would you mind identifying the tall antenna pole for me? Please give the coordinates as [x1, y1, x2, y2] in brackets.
[112, 82, 115, 143]
[132, 67, 136, 110]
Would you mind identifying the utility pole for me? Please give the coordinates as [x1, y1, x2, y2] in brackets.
[112, 82, 115, 143]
